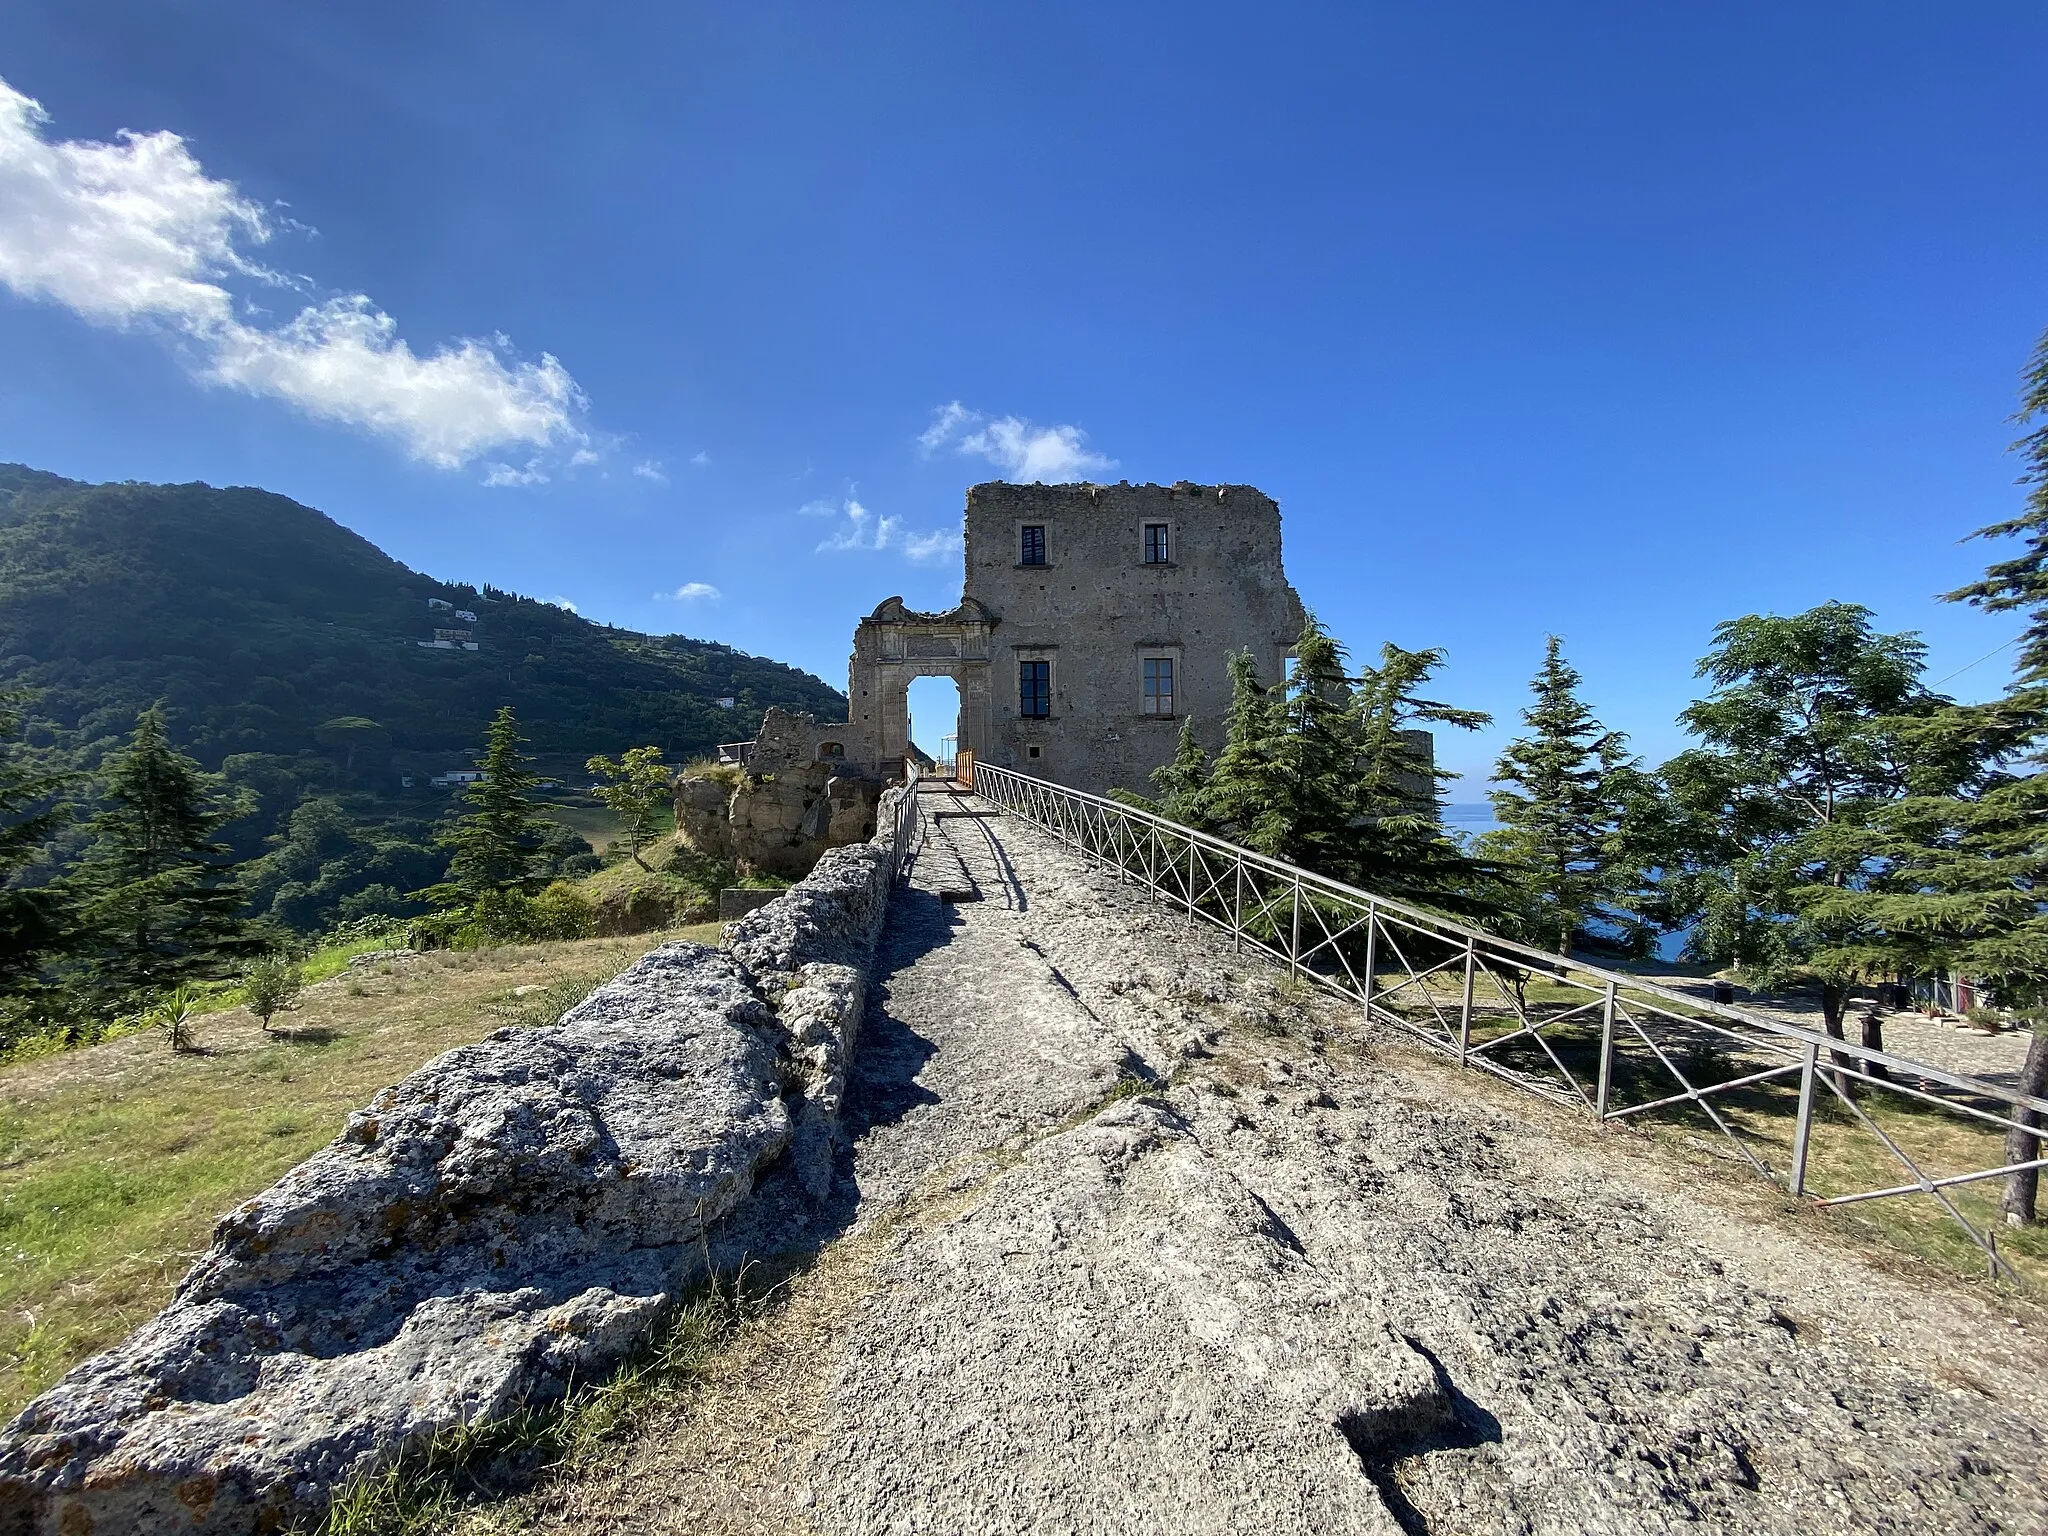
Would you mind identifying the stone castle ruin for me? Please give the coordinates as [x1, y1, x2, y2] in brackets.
[677, 480, 1379, 875]
[851, 481, 1308, 795]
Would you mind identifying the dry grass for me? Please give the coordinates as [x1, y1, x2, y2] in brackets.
[0, 932, 693, 1419]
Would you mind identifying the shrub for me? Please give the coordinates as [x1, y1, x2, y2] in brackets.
[242, 954, 305, 1035]
[527, 881, 597, 941]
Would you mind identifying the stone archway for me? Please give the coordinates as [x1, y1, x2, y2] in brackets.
[848, 596, 995, 775]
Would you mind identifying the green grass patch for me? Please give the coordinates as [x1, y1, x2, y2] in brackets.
[0, 932, 679, 1418]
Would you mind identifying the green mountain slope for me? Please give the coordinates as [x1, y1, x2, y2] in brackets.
[0, 465, 846, 767]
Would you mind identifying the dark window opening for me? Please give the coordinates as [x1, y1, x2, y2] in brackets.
[1027, 744, 1041, 759]
[1020, 525, 1046, 565]
[1143, 657, 1175, 716]
[818, 741, 844, 759]
[1019, 660, 1051, 718]
[1143, 523, 1170, 564]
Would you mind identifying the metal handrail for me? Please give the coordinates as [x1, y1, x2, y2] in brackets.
[888, 756, 924, 879]
[970, 760, 2047, 1283]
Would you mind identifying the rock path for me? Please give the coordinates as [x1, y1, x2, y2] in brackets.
[482, 793, 2048, 1536]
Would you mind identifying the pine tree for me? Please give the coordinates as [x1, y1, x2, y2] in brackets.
[1828, 325, 2048, 1220]
[1269, 617, 1373, 876]
[1119, 716, 1214, 827]
[1659, 603, 1943, 1081]
[0, 689, 71, 997]
[1477, 638, 1651, 956]
[436, 706, 551, 905]
[1342, 641, 1493, 913]
[1200, 648, 1291, 852]
[1163, 624, 1492, 916]
[72, 706, 256, 998]
[1947, 326, 2048, 684]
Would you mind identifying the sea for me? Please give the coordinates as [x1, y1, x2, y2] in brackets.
[1440, 803, 1688, 963]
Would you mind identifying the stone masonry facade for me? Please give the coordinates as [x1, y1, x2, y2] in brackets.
[850, 482, 1311, 798]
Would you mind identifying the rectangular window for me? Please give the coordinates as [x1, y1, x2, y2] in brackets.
[1019, 659, 1051, 718]
[1020, 525, 1046, 566]
[1142, 657, 1175, 716]
[1143, 523, 1171, 564]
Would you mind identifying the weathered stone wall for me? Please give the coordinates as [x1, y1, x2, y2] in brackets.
[0, 789, 911, 1536]
[964, 482, 1307, 796]
[847, 482, 1326, 799]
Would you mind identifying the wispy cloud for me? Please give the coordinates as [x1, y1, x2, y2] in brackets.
[689, 450, 710, 466]
[918, 401, 1115, 483]
[812, 494, 961, 566]
[632, 458, 669, 484]
[0, 77, 587, 471]
[545, 595, 578, 613]
[483, 458, 550, 488]
[655, 581, 721, 601]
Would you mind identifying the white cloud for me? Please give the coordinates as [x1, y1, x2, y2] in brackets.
[916, 400, 974, 454]
[917, 401, 1115, 483]
[812, 494, 961, 566]
[655, 581, 721, 601]
[689, 450, 710, 466]
[796, 497, 840, 517]
[900, 528, 963, 564]
[482, 458, 549, 488]
[545, 595, 578, 613]
[632, 458, 669, 484]
[0, 77, 586, 470]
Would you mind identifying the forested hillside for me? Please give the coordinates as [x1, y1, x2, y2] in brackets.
[0, 465, 845, 767]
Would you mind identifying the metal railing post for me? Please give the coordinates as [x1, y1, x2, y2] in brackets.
[1289, 879, 1302, 981]
[1790, 1040, 1818, 1197]
[1595, 980, 1617, 1118]
[1186, 839, 1196, 926]
[1458, 937, 1476, 1065]
[1232, 860, 1243, 954]
[1361, 899, 1378, 1019]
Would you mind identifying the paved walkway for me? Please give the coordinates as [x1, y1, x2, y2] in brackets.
[481, 795, 2048, 1536]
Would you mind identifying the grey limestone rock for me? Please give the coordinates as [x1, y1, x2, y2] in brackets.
[0, 943, 796, 1535]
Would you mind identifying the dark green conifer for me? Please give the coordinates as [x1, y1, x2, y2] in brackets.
[1660, 603, 1942, 1080]
[73, 706, 256, 997]
[1199, 649, 1289, 852]
[435, 706, 552, 905]
[1141, 717, 1214, 827]
[0, 689, 70, 996]
[1342, 642, 1493, 912]
[1478, 637, 1649, 955]
[1823, 326, 2048, 1219]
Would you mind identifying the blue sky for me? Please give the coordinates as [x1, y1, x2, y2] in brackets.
[1, 3, 2042, 784]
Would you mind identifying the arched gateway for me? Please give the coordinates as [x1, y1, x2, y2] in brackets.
[847, 596, 996, 772]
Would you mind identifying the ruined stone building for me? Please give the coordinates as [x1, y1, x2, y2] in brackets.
[849, 482, 1309, 798]
[675, 480, 1424, 876]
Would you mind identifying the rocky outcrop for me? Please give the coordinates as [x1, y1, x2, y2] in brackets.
[674, 710, 884, 882]
[0, 791, 912, 1536]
